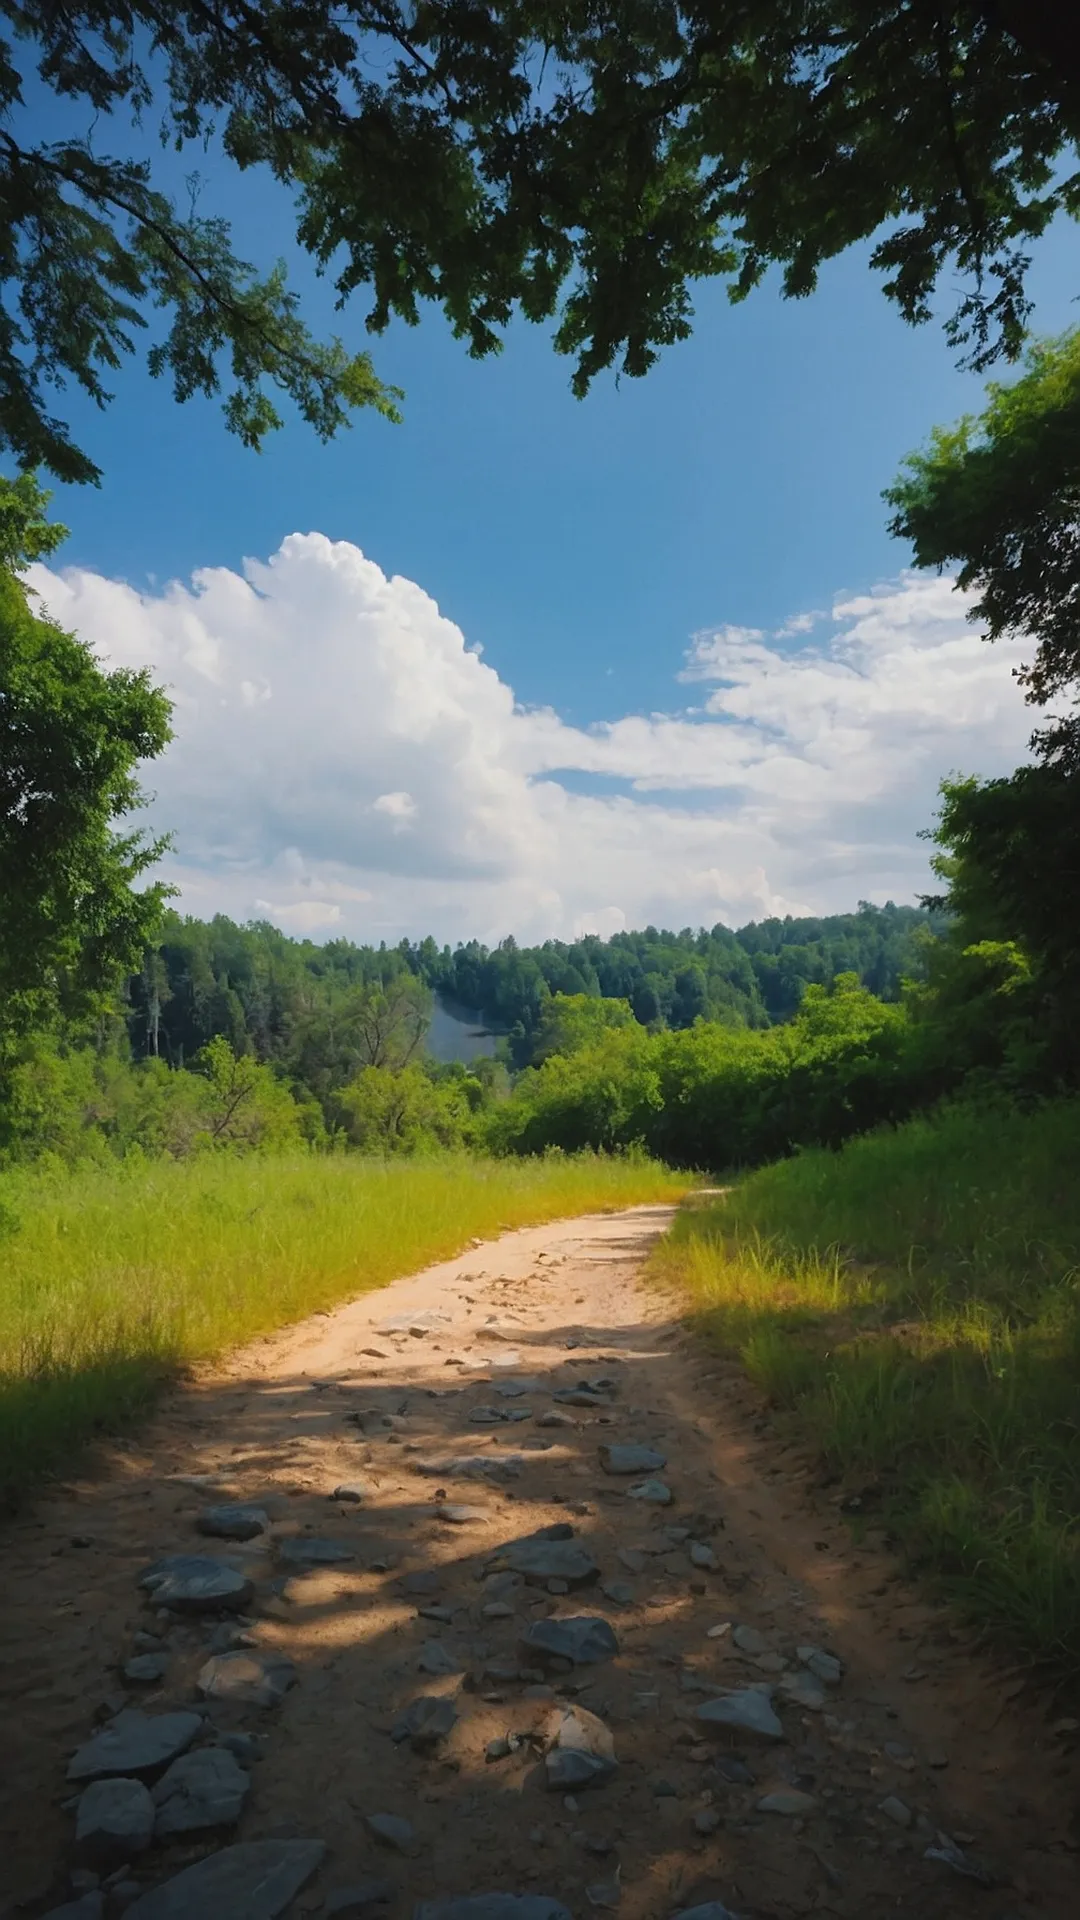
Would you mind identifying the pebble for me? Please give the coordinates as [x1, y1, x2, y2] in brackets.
[585, 1882, 620, 1910]
[694, 1689, 784, 1742]
[151, 1748, 250, 1839]
[123, 1840, 325, 1920]
[689, 1543, 718, 1571]
[692, 1808, 721, 1835]
[75, 1778, 154, 1869]
[706, 1623, 731, 1640]
[276, 1536, 354, 1568]
[138, 1557, 254, 1614]
[518, 1617, 619, 1668]
[390, 1696, 458, 1748]
[879, 1795, 912, 1828]
[544, 1706, 617, 1791]
[482, 1601, 516, 1619]
[68, 1711, 202, 1782]
[797, 1645, 843, 1685]
[366, 1813, 421, 1857]
[598, 1444, 667, 1475]
[331, 1483, 370, 1504]
[626, 1479, 673, 1505]
[731, 1624, 767, 1654]
[537, 1412, 575, 1429]
[778, 1671, 825, 1711]
[122, 1655, 168, 1685]
[418, 1641, 461, 1676]
[196, 1651, 297, 1709]
[196, 1505, 269, 1541]
[757, 1789, 818, 1816]
[485, 1528, 600, 1588]
[439, 1505, 488, 1525]
[215, 1732, 266, 1764]
[599, 1580, 634, 1607]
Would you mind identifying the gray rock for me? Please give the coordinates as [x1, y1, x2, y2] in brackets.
[68, 1711, 202, 1782]
[731, 1624, 766, 1654]
[626, 1480, 673, 1505]
[42, 1899, 104, 1920]
[537, 1412, 575, 1429]
[414, 1455, 523, 1483]
[486, 1528, 599, 1589]
[366, 1813, 420, 1856]
[922, 1832, 997, 1886]
[796, 1645, 843, 1685]
[518, 1617, 618, 1668]
[437, 1504, 488, 1525]
[694, 1689, 784, 1742]
[673, 1906, 741, 1920]
[76, 1778, 154, 1869]
[415, 1901, 570, 1920]
[599, 1580, 634, 1607]
[123, 1655, 169, 1685]
[598, 1444, 666, 1476]
[585, 1884, 620, 1911]
[692, 1808, 721, 1836]
[152, 1747, 250, 1839]
[543, 1705, 617, 1791]
[417, 1641, 460, 1676]
[132, 1632, 164, 1653]
[138, 1557, 254, 1614]
[196, 1505, 270, 1541]
[197, 1651, 298, 1709]
[778, 1670, 824, 1711]
[757, 1789, 817, 1815]
[331, 1483, 370, 1504]
[492, 1378, 546, 1398]
[216, 1732, 266, 1764]
[277, 1537, 354, 1568]
[324, 1880, 394, 1916]
[391, 1697, 458, 1748]
[688, 1543, 718, 1571]
[879, 1795, 912, 1828]
[124, 1840, 325, 1920]
[552, 1389, 610, 1409]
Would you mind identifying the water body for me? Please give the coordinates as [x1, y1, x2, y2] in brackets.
[426, 996, 498, 1065]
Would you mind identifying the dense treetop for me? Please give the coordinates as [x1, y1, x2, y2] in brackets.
[3, 3, 1078, 480]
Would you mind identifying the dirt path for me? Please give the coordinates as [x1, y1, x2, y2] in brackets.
[2, 1205, 1076, 1920]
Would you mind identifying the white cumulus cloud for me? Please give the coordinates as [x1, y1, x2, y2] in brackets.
[29, 536, 1033, 944]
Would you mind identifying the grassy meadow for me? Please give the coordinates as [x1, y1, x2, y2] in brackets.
[0, 1149, 686, 1504]
[654, 1098, 1080, 1670]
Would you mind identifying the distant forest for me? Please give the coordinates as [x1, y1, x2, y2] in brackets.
[129, 902, 937, 1071]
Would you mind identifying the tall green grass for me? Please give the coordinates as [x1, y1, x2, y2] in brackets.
[654, 1099, 1080, 1670]
[0, 1150, 685, 1503]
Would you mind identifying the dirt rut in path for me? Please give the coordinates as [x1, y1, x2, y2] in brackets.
[1, 1205, 1076, 1920]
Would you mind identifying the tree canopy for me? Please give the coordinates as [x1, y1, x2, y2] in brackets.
[887, 328, 1080, 767]
[0, 475, 173, 1047]
[4, 3, 1078, 481]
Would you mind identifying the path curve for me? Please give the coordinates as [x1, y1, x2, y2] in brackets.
[1, 1205, 1074, 1919]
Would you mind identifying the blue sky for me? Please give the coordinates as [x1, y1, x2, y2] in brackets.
[35, 147, 1079, 942]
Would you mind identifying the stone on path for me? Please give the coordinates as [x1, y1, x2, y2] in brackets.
[124, 1840, 325, 1920]
[485, 1526, 599, 1589]
[688, 1543, 718, 1571]
[152, 1747, 250, 1839]
[796, 1645, 843, 1685]
[731, 1624, 767, 1654]
[537, 1412, 575, 1430]
[626, 1479, 673, 1505]
[492, 1378, 547, 1398]
[599, 1580, 634, 1607]
[380, 1311, 451, 1336]
[197, 1651, 298, 1709]
[391, 1697, 458, 1748]
[417, 1641, 461, 1676]
[68, 1710, 202, 1782]
[276, 1537, 354, 1569]
[694, 1689, 784, 1742]
[518, 1616, 618, 1668]
[757, 1788, 817, 1816]
[138, 1556, 254, 1614]
[75, 1777, 154, 1868]
[543, 1706, 617, 1791]
[414, 1455, 524, 1483]
[366, 1813, 420, 1856]
[598, 1444, 666, 1476]
[196, 1505, 270, 1541]
[692, 1809, 721, 1836]
[331, 1483, 370, 1504]
[435, 1504, 488, 1525]
[123, 1655, 169, 1685]
[552, 1389, 611, 1410]
[879, 1795, 912, 1827]
[415, 1900, 571, 1920]
[778, 1670, 825, 1712]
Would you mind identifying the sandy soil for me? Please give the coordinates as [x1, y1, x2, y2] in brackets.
[1, 1203, 1077, 1919]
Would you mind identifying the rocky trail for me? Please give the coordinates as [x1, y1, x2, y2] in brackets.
[1, 1204, 1076, 1920]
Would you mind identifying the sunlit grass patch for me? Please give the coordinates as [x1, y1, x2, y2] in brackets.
[652, 1099, 1080, 1670]
[0, 1149, 686, 1503]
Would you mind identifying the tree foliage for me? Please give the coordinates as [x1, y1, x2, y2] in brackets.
[3, 3, 1078, 480]
[887, 328, 1080, 766]
[0, 475, 172, 1047]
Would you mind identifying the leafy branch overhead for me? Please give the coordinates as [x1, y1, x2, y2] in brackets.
[2, 3, 1079, 480]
